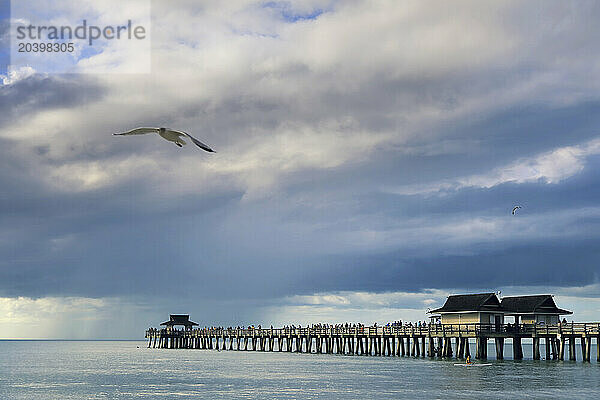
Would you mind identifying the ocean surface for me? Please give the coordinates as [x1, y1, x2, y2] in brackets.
[0, 340, 598, 399]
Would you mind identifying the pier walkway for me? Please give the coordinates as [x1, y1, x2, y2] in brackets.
[146, 322, 600, 362]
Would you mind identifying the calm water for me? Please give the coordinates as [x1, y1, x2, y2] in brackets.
[1, 340, 598, 399]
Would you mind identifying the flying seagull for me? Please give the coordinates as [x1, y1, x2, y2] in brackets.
[113, 127, 215, 152]
[512, 205, 521, 215]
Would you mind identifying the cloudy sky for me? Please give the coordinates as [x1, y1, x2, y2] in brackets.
[1, 0, 600, 339]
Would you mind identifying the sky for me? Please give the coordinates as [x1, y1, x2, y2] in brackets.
[1, 0, 600, 339]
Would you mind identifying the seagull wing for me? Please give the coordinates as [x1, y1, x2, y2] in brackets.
[512, 206, 521, 215]
[168, 129, 215, 153]
[113, 127, 159, 136]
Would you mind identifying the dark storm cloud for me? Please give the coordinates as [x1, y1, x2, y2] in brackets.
[317, 239, 600, 292]
[0, 74, 105, 127]
[0, 166, 244, 298]
[3, 98, 600, 301]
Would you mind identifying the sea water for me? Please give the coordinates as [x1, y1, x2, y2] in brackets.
[0, 340, 598, 399]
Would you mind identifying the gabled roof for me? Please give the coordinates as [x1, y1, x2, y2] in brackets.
[428, 293, 502, 313]
[500, 295, 572, 315]
[160, 314, 199, 326]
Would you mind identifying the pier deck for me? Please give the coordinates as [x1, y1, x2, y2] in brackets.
[146, 322, 600, 362]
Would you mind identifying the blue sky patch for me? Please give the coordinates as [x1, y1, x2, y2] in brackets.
[0, 0, 10, 76]
[262, 1, 325, 22]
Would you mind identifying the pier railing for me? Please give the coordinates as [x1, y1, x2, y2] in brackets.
[146, 322, 600, 338]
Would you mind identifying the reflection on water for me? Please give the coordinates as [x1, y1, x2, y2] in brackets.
[0, 340, 598, 399]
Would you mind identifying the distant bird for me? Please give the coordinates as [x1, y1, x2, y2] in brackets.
[113, 127, 215, 152]
[512, 205, 521, 215]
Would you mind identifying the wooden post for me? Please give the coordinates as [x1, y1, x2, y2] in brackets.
[581, 337, 589, 362]
[545, 338, 550, 360]
[476, 337, 486, 360]
[586, 337, 592, 362]
[569, 337, 576, 361]
[513, 337, 523, 360]
[421, 337, 426, 358]
[455, 338, 460, 358]
[495, 338, 504, 360]
[457, 338, 464, 359]
[533, 337, 540, 360]
[558, 336, 565, 360]
[427, 337, 434, 357]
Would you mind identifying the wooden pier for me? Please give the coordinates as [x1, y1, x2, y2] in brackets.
[145, 322, 600, 362]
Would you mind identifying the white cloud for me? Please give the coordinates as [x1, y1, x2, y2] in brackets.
[262, 289, 450, 326]
[1, 66, 36, 85]
[0, 296, 105, 338]
[285, 289, 448, 310]
[390, 137, 600, 196]
[0, 296, 151, 339]
[461, 139, 599, 187]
